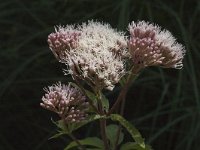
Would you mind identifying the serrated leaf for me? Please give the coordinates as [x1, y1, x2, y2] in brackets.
[105, 124, 124, 149]
[111, 114, 145, 149]
[64, 137, 104, 150]
[120, 142, 153, 150]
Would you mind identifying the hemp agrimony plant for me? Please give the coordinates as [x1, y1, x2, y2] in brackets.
[41, 20, 185, 150]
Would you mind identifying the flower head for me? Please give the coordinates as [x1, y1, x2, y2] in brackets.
[40, 82, 88, 123]
[67, 21, 126, 90]
[47, 25, 81, 62]
[52, 21, 127, 90]
[128, 21, 185, 69]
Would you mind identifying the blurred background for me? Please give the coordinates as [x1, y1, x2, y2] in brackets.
[0, 0, 200, 149]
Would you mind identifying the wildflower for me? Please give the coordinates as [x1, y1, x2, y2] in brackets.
[128, 21, 185, 69]
[64, 21, 126, 90]
[47, 25, 81, 63]
[40, 82, 88, 123]
[47, 21, 126, 90]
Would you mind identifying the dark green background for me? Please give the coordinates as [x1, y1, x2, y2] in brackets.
[1, 0, 200, 149]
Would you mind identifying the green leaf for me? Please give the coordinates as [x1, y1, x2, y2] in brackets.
[84, 89, 98, 105]
[50, 119, 69, 139]
[86, 149, 102, 150]
[111, 114, 145, 149]
[69, 114, 105, 132]
[55, 114, 107, 133]
[106, 124, 124, 149]
[100, 92, 109, 112]
[49, 131, 66, 139]
[120, 142, 153, 150]
[56, 120, 68, 132]
[87, 148, 102, 150]
[120, 142, 142, 150]
[50, 115, 107, 139]
[64, 137, 104, 150]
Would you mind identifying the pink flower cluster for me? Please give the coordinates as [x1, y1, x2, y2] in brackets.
[41, 82, 88, 123]
[128, 21, 185, 69]
[47, 26, 81, 62]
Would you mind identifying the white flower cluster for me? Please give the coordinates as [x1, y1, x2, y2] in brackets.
[48, 21, 127, 91]
[67, 21, 126, 90]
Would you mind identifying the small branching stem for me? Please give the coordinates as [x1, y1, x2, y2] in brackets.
[111, 67, 141, 150]
[108, 67, 139, 115]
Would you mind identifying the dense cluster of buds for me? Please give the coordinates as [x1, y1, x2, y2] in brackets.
[40, 82, 88, 123]
[47, 25, 81, 63]
[128, 21, 185, 69]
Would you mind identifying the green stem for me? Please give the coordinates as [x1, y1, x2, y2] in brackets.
[100, 119, 109, 150]
[108, 67, 139, 115]
[96, 90, 109, 150]
[111, 67, 140, 150]
[113, 91, 127, 150]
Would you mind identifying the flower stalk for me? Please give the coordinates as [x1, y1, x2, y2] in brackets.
[108, 66, 140, 115]
[96, 89, 110, 150]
